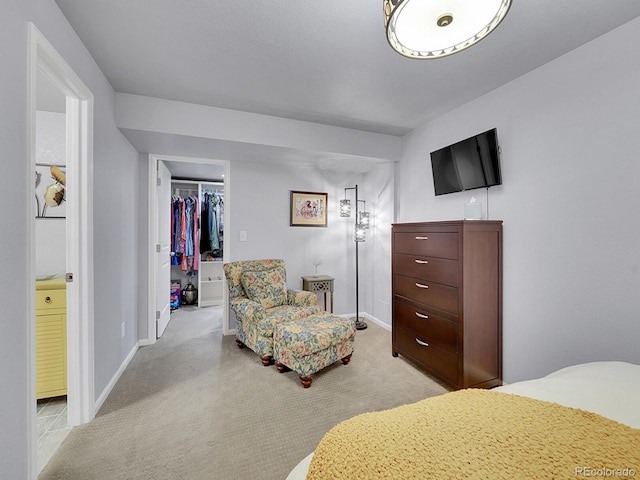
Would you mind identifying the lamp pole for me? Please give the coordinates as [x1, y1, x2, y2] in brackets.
[346, 185, 367, 330]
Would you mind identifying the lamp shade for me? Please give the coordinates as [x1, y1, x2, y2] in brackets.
[383, 0, 511, 59]
[358, 211, 370, 229]
[355, 224, 366, 242]
[340, 199, 352, 217]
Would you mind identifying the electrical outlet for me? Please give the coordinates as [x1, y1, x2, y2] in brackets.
[239, 230, 247, 242]
[121, 322, 125, 338]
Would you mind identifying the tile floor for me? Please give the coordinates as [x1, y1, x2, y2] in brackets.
[37, 396, 70, 473]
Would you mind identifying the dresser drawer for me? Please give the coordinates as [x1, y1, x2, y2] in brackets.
[394, 323, 459, 385]
[394, 275, 458, 314]
[394, 299, 458, 353]
[393, 254, 458, 287]
[36, 289, 66, 311]
[394, 232, 459, 259]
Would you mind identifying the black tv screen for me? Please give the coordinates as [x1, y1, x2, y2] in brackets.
[430, 128, 502, 196]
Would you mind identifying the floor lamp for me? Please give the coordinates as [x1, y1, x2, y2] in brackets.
[340, 185, 368, 330]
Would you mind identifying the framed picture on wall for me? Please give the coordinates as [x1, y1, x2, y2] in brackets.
[290, 190, 328, 227]
[35, 163, 66, 218]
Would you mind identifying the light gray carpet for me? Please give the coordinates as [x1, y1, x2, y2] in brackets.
[39, 307, 449, 480]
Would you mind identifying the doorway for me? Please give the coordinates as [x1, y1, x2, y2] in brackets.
[146, 154, 231, 345]
[28, 23, 95, 476]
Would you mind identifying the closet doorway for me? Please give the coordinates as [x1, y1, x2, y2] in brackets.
[29, 23, 95, 475]
[147, 154, 230, 344]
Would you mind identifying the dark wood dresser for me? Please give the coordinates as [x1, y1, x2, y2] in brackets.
[392, 220, 503, 389]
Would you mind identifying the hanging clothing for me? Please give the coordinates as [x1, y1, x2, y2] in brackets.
[199, 192, 221, 253]
[192, 196, 199, 271]
[170, 194, 201, 272]
[171, 198, 181, 266]
[209, 193, 220, 251]
[180, 199, 188, 271]
[217, 196, 224, 234]
[200, 194, 211, 252]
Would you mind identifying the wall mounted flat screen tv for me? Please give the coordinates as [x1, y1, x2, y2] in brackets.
[430, 128, 502, 196]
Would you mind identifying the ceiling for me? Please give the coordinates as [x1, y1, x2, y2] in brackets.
[53, 1, 640, 160]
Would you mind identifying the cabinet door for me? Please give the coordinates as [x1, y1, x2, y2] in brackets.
[36, 313, 67, 398]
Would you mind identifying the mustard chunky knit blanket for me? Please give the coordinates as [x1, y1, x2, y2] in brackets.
[307, 389, 640, 480]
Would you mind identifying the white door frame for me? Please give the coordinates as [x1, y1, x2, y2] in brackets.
[145, 154, 230, 345]
[27, 22, 95, 478]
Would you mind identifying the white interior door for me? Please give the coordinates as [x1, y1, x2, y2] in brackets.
[156, 161, 172, 338]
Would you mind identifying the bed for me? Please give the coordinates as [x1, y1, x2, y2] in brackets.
[287, 361, 640, 479]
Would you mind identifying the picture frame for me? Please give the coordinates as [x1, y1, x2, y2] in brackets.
[35, 163, 66, 218]
[290, 191, 328, 227]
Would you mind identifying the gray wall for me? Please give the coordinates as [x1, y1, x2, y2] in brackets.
[226, 160, 394, 322]
[396, 17, 640, 383]
[1, 1, 141, 476]
[1, 2, 31, 477]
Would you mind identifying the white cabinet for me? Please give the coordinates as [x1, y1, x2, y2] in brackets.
[199, 260, 224, 307]
[36, 277, 67, 399]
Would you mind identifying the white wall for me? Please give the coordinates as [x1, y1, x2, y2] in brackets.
[1, 2, 141, 476]
[223, 160, 394, 330]
[227, 161, 367, 323]
[1, 2, 31, 476]
[396, 18, 640, 383]
[116, 93, 401, 163]
[361, 163, 395, 327]
[136, 153, 149, 340]
[35, 111, 66, 277]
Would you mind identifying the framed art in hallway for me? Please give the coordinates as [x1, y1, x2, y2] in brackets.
[35, 163, 66, 218]
[290, 190, 328, 227]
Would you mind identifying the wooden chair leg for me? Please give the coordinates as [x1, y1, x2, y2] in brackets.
[260, 355, 274, 366]
[299, 375, 313, 388]
[275, 361, 290, 373]
[235, 339, 245, 349]
[341, 354, 353, 365]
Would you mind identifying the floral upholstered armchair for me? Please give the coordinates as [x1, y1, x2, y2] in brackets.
[223, 259, 320, 366]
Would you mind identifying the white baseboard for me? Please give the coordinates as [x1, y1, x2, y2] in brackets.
[94, 342, 139, 414]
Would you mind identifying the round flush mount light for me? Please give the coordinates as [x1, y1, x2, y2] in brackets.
[383, 0, 511, 59]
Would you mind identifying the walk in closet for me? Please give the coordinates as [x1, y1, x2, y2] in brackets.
[171, 180, 224, 308]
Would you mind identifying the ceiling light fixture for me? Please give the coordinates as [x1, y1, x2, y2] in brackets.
[383, 0, 511, 59]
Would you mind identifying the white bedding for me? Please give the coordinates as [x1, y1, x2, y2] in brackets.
[286, 361, 640, 480]
[495, 361, 640, 429]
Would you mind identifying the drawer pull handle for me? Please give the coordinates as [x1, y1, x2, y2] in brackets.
[415, 283, 429, 289]
[415, 236, 429, 240]
[414, 259, 429, 264]
[415, 338, 429, 347]
[45, 296, 52, 304]
[415, 312, 429, 319]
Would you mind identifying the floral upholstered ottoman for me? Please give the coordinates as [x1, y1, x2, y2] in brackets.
[273, 313, 356, 388]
